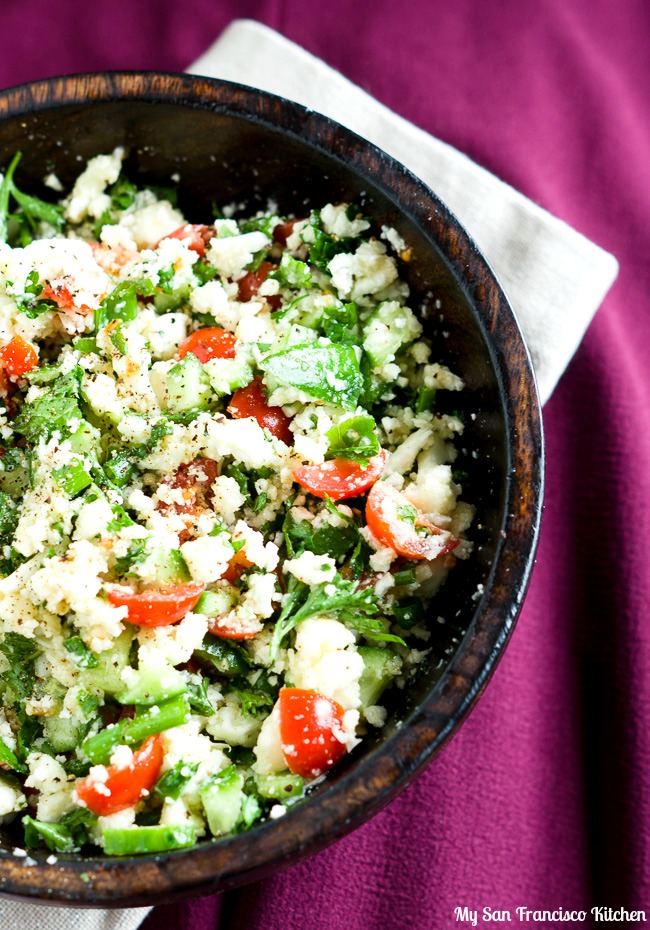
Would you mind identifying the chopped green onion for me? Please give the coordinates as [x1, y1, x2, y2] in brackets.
[392, 568, 417, 586]
[53, 460, 92, 498]
[392, 596, 425, 629]
[102, 824, 196, 856]
[82, 694, 190, 765]
[415, 386, 437, 414]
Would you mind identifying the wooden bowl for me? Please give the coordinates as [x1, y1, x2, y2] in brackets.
[0, 72, 543, 906]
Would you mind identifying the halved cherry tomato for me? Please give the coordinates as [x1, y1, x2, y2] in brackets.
[207, 614, 260, 641]
[293, 450, 386, 501]
[278, 688, 347, 778]
[158, 224, 214, 257]
[177, 327, 237, 363]
[0, 336, 38, 379]
[75, 734, 163, 816]
[107, 581, 204, 627]
[237, 261, 280, 307]
[365, 482, 458, 561]
[228, 377, 293, 445]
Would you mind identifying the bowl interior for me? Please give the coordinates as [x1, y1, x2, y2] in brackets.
[0, 73, 542, 905]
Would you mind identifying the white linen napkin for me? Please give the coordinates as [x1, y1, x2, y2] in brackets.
[0, 17, 619, 930]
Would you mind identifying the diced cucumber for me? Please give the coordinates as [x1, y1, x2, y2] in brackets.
[194, 634, 250, 678]
[271, 324, 318, 353]
[79, 630, 134, 695]
[165, 353, 212, 415]
[103, 449, 136, 487]
[116, 661, 187, 706]
[0, 461, 30, 497]
[43, 716, 83, 753]
[68, 421, 101, 455]
[53, 459, 92, 497]
[358, 646, 402, 708]
[205, 355, 255, 397]
[146, 547, 190, 585]
[362, 300, 422, 368]
[194, 589, 237, 618]
[200, 768, 244, 836]
[255, 773, 304, 802]
[102, 824, 196, 856]
[153, 283, 192, 314]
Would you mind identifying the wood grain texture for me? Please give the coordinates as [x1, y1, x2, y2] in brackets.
[0, 72, 543, 907]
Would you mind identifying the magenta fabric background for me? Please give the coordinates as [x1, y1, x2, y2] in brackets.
[2, 1, 648, 926]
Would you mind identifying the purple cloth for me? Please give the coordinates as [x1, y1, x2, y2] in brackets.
[2, 0, 649, 925]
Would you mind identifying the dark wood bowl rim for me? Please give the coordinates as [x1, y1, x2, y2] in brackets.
[0, 71, 544, 907]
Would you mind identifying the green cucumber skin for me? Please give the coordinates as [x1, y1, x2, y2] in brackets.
[358, 646, 400, 708]
[200, 774, 244, 836]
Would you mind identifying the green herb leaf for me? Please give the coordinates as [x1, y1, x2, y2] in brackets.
[13, 369, 82, 443]
[269, 253, 312, 289]
[0, 492, 19, 542]
[0, 736, 27, 773]
[131, 418, 174, 460]
[0, 632, 40, 700]
[228, 670, 278, 718]
[64, 636, 99, 669]
[270, 573, 389, 657]
[326, 413, 380, 463]
[11, 185, 65, 231]
[154, 761, 199, 800]
[185, 672, 215, 716]
[24, 817, 76, 853]
[262, 344, 363, 411]
[306, 210, 357, 271]
[0, 153, 21, 243]
[239, 215, 278, 237]
[113, 538, 149, 577]
[95, 282, 138, 332]
[108, 321, 128, 355]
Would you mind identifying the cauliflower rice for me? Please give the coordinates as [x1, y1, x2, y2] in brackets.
[0, 149, 473, 856]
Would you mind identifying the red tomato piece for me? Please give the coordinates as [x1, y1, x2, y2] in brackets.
[40, 281, 93, 315]
[278, 688, 348, 778]
[177, 327, 236, 363]
[158, 224, 214, 257]
[0, 336, 38, 379]
[228, 377, 293, 445]
[237, 261, 275, 302]
[75, 734, 163, 816]
[106, 581, 204, 627]
[220, 548, 253, 585]
[272, 220, 300, 246]
[293, 450, 386, 501]
[365, 482, 458, 561]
